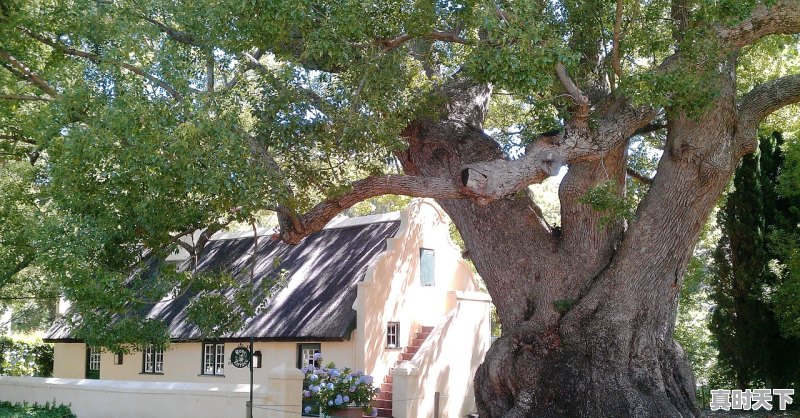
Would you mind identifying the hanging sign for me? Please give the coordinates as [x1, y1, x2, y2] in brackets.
[231, 347, 251, 368]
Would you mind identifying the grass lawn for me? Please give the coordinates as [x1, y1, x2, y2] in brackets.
[0, 401, 75, 418]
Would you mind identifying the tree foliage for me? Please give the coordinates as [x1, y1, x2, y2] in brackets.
[709, 131, 800, 389]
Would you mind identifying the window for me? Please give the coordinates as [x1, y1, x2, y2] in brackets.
[202, 343, 225, 375]
[387, 322, 400, 348]
[114, 352, 123, 365]
[420, 248, 435, 286]
[142, 345, 164, 374]
[85, 346, 100, 379]
[297, 343, 321, 369]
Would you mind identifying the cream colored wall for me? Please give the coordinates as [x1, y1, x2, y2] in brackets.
[53, 343, 86, 379]
[391, 292, 492, 418]
[53, 340, 354, 383]
[353, 199, 482, 385]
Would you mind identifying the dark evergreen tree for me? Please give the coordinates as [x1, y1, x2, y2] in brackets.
[710, 132, 800, 389]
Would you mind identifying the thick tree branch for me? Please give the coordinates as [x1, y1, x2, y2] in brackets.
[278, 175, 465, 244]
[719, 0, 800, 49]
[555, 63, 589, 118]
[22, 29, 183, 101]
[737, 74, 800, 152]
[140, 15, 199, 46]
[611, 0, 624, 83]
[0, 50, 60, 98]
[360, 31, 471, 52]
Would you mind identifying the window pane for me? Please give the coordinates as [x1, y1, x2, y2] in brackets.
[215, 344, 224, 375]
[155, 350, 163, 373]
[420, 249, 435, 286]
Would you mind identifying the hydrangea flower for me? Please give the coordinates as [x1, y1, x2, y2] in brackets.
[327, 400, 334, 406]
[309, 374, 318, 381]
[304, 406, 312, 414]
[363, 376, 374, 385]
[303, 390, 311, 398]
[326, 383, 334, 390]
[349, 385, 357, 392]
[313, 352, 322, 361]
[343, 395, 350, 403]
[335, 395, 343, 405]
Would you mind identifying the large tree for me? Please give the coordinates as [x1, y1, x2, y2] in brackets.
[2, 0, 800, 416]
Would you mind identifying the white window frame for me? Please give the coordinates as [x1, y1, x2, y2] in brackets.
[142, 345, 164, 374]
[298, 344, 320, 369]
[202, 343, 225, 376]
[88, 347, 101, 371]
[387, 322, 400, 348]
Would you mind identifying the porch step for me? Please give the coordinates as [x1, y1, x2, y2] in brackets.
[372, 399, 392, 409]
[405, 345, 421, 354]
[400, 352, 415, 361]
[375, 407, 393, 417]
[411, 338, 427, 346]
[377, 390, 392, 401]
[383, 375, 392, 384]
[380, 383, 393, 393]
[419, 326, 434, 333]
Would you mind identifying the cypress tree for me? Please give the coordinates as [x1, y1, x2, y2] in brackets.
[710, 132, 800, 389]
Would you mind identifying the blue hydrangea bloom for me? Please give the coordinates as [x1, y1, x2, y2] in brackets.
[335, 395, 343, 405]
[363, 375, 374, 385]
[349, 385, 356, 392]
[327, 401, 334, 406]
[327, 383, 334, 390]
[343, 396, 350, 403]
[304, 406, 312, 414]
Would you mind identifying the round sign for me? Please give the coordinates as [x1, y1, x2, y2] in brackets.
[231, 347, 250, 368]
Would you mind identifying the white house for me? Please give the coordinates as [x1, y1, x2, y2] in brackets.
[28, 200, 493, 418]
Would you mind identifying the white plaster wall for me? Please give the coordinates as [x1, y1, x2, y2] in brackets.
[0, 371, 303, 418]
[353, 199, 483, 390]
[391, 292, 492, 418]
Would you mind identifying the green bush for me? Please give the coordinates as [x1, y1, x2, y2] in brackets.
[0, 337, 54, 377]
[0, 401, 76, 418]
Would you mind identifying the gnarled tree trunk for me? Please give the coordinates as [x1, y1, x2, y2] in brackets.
[395, 75, 743, 417]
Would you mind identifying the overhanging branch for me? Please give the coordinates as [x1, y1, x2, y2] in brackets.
[278, 175, 464, 244]
[22, 28, 184, 101]
[737, 73, 800, 152]
[0, 50, 60, 98]
[719, 0, 800, 49]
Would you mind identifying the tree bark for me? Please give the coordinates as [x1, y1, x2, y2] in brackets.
[395, 74, 748, 416]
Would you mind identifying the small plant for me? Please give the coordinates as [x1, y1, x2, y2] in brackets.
[301, 354, 379, 417]
[0, 400, 76, 418]
[553, 298, 575, 315]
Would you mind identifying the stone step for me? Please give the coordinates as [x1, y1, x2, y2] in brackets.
[377, 390, 393, 400]
[400, 352, 415, 361]
[383, 375, 392, 384]
[375, 407, 393, 417]
[372, 399, 392, 409]
[380, 383, 393, 392]
[420, 326, 434, 333]
[404, 345, 420, 354]
[411, 338, 427, 346]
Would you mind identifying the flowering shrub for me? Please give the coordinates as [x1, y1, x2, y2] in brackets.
[301, 354, 379, 417]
